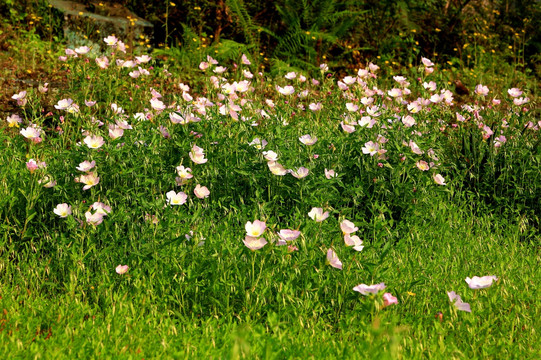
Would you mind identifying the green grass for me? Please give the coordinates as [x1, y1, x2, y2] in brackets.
[0, 25, 539, 359]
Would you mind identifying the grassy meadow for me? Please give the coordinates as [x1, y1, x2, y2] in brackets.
[0, 27, 540, 359]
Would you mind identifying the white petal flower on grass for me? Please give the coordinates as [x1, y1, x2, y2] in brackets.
[299, 134, 317, 145]
[433, 174, 446, 186]
[344, 234, 364, 252]
[249, 138, 268, 150]
[194, 184, 210, 199]
[85, 211, 104, 226]
[108, 125, 124, 140]
[402, 115, 416, 127]
[327, 249, 342, 270]
[267, 161, 288, 176]
[77, 160, 96, 172]
[79, 172, 100, 190]
[362, 141, 379, 156]
[103, 35, 118, 46]
[7, 114, 22, 128]
[166, 191, 188, 205]
[474, 84, 489, 96]
[176, 165, 193, 181]
[353, 283, 386, 295]
[150, 98, 166, 111]
[308, 207, 329, 222]
[340, 219, 358, 235]
[507, 88, 522, 98]
[84, 135, 105, 149]
[421, 57, 435, 67]
[465, 276, 498, 289]
[277, 85, 295, 96]
[290, 167, 309, 179]
[447, 291, 471, 312]
[91, 202, 112, 215]
[325, 169, 337, 179]
[243, 236, 268, 250]
[20, 126, 41, 140]
[245, 220, 266, 238]
[263, 150, 279, 161]
[189, 144, 208, 164]
[277, 229, 301, 245]
[53, 203, 72, 218]
[116, 265, 129, 275]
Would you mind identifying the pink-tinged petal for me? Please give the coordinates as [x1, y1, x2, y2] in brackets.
[447, 291, 471, 312]
[116, 265, 129, 275]
[340, 219, 358, 234]
[277, 229, 301, 242]
[465, 276, 498, 289]
[353, 283, 386, 295]
[327, 248, 342, 270]
[243, 236, 267, 250]
[245, 220, 266, 237]
[383, 293, 398, 307]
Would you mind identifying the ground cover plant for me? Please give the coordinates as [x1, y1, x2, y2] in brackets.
[0, 29, 540, 358]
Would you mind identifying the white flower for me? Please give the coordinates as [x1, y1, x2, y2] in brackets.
[308, 207, 329, 222]
[53, 203, 72, 218]
[299, 134, 317, 145]
[166, 190, 188, 205]
[465, 276, 498, 289]
[353, 283, 386, 295]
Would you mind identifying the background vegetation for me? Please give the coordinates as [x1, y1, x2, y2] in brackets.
[0, 1, 539, 358]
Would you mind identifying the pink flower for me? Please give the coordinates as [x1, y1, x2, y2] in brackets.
[267, 161, 288, 176]
[91, 202, 112, 215]
[290, 167, 309, 179]
[53, 203, 72, 218]
[447, 291, 471, 312]
[150, 98, 166, 111]
[465, 276, 498, 289]
[474, 84, 489, 96]
[299, 134, 317, 145]
[83, 135, 105, 149]
[189, 144, 208, 164]
[103, 35, 118, 46]
[325, 169, 337, 179]
[362, 141, 379, 156]
[340, 219, 358, 235]
[243, 236, 267, 250]
[416, 160, 430, 171]
[95, 56, 109, 69]
[308, 207, 329, 222]
[85, 211, 104, 226]
[421, 57, 434, 67]
[327, 248, 342, 270]
[79, 172, 100, 190]
[277, 229, 301, 245]
[20, 126, 41, 140]
[344, 234, 364, 252]
[382, 293, 398, 307]
[245, 220, 266, 237]
[353, 283, 386, 295]
[26, 159, 40, 172]
[402, 115, 416, 127]
[77, 160, 96, 172]
[507, 88, 522, 98]
[7, 114, 22, 128]
[12, 91, 27, 106]
[194, 184, 210, 199]
[513, 97, 529, 106]
[433, 173, 446, 185]
[115, 265, 129, 275]
[346, 103, 359, 112]
[166, 190, 188, 205]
